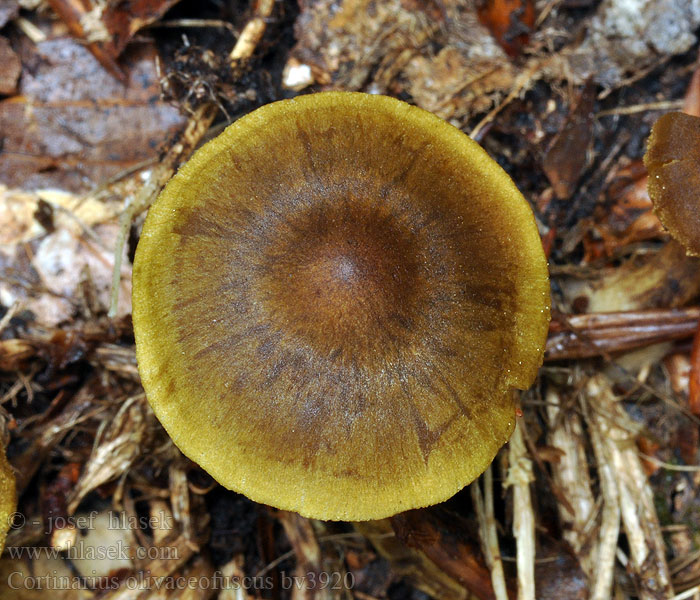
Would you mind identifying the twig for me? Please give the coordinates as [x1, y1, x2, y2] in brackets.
[506, 416, 535, 600]
[229, 0, 275, 65]
[14, 16, 47, 43]
[597, 56, 671, 100]
[596, 99, 684, 117]
[583, 392, 620, 600]
[585, 374, 673, 599]
[0, 300, 20, 336]
[638, 454, 700, 472]
[546, 307, 700, 360]
[545, 388, 595, 577]
[148, 19, 238, 36]
[471, 467, 509, 600]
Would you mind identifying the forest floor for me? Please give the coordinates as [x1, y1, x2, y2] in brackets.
[1, 0, 700, 598]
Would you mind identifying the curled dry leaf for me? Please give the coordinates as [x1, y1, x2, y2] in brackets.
[476, 0, 535, 57]
[645, 111, 700, 256]
[46, 0, 182, 79]
[593, 159, 665, 255]
[0, 39, 185, 192]
[391, 508, 500, 600]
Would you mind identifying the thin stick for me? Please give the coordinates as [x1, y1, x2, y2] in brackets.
[506, 417, 536, 600]
[108, 103, 218, 316]
[596, 99, 684, 117]
[583, 395, 620, 600]
[471, 468, 509, 600]
[229, 0, 275, 65]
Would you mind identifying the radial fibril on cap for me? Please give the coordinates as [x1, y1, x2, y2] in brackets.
[133, 92, 550, 521]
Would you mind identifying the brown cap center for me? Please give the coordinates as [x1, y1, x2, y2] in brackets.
[260, 201, 421, 364]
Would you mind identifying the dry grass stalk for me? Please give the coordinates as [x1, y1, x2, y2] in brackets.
[150, 499, 175, 545]
[219, 554, 253, 600]
[277, 511, 331, 600]
[12, 383, 104, 494]
[585, 374, 673, 599]
[229, 0, 275, 64]
[505, 417, 536, 600]
[470, 467, 509, 600]
[545, 388, 596, 577]
[583, 390, 621, 600]
[170, 462, 199, 551]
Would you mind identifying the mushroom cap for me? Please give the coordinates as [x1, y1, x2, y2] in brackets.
[133, 92, 550, 520]
[645, 111, 700, 256]
[0, 446, 15, 551]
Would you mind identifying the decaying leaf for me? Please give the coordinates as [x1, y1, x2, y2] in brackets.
[46, 0, 182, 79]
[0, 39, 185, 192]
[566, 0, 700, 87]
[355, 519, 468, 600]
[542, 83, 596, 200]
[566, 241, 700, 313]
[287, 0, 515, 120]
[476, 0, 535, 57]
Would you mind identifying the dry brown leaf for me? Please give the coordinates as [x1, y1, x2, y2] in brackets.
[0, 39, 185, 192]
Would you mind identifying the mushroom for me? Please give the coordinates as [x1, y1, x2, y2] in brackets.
[645, 111, 700, 256]
[0, 445, 15, 551]
[133, 92, 550, 520]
